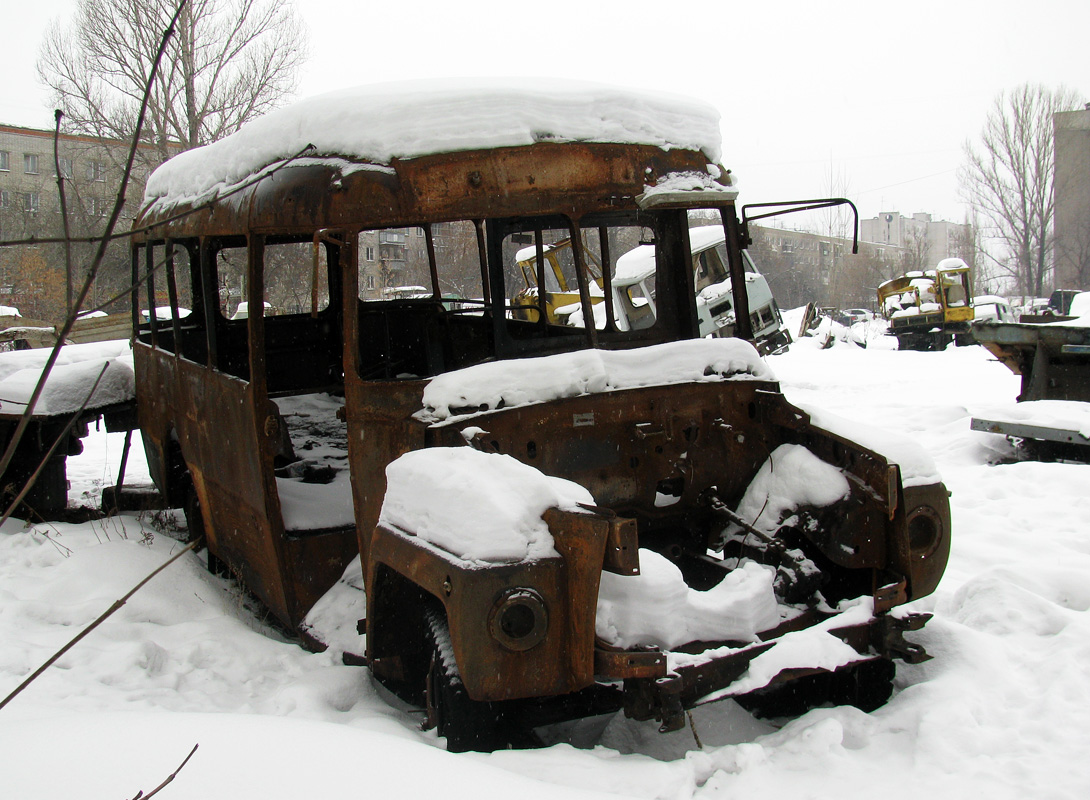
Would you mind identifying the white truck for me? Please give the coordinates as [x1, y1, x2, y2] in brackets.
[611, 226, 791, 355]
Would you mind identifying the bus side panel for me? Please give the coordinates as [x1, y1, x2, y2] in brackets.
[136, 342, 294, 625]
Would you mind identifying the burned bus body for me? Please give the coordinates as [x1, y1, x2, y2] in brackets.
[131, 83, 949, 751]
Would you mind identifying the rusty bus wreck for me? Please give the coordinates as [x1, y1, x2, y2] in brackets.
[131, 84, 949, 751]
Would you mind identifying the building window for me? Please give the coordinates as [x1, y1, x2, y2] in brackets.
[89, 197, 108, 217]
[56, 157, 73, 179]
[24, 193, 40, 213]
[87, 160, 106, 182]
[24, 154, 39, 175]
[365, 246, 375, 261]
[0, 151, 9, 171]
[366, 275, 376, 290]
[0, 190, 10, 208]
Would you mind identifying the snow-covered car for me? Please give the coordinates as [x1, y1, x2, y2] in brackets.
[131, 81, 950, 752]
[838, 308, 872, 326]
[972, 295, 1015, 323]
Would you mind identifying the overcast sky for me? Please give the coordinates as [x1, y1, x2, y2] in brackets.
[3, 0, 1086, 228]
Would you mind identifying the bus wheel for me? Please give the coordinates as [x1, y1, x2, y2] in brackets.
[424, 608, 505, 752]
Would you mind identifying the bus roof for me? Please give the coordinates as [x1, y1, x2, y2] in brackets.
[142, 79, 724, 215]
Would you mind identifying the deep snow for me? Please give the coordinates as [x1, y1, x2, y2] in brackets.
[3, 330, 1090, 799]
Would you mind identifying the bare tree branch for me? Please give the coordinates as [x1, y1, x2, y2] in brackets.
[39, 0, 307, 159]
[129, 743, 199, 800]
[0, 536, 203, 712]
[960, 84, 1084, 296]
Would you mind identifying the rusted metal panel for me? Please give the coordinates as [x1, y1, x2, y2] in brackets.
[429, 381, 904, 572]
[365, 506, 613, 702]
[135, 342, 356, 629]
[133, 143, 714, 242]
[973, 319, 1090, 402]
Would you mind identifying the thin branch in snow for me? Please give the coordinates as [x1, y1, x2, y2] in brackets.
[128, 743, 199, 800]
[0, 535, 203, 712]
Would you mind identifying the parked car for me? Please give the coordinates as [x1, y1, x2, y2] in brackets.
[972, 295, 1016, 323]
[838, 308, 872, 326]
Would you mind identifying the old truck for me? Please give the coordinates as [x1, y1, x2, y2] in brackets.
[878, 258, 975, 350]
[611, 226, 791, 355]
[508, 237, 606, 324]
[131, 81, 949, 751]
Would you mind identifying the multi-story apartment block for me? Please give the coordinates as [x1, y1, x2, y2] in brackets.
[1054, 106, 1090, 290]
[0, 123, 171, 318]
[859, 211, 971, 270]
[750, 223, 904, 309]
[0, 124, 162, 238]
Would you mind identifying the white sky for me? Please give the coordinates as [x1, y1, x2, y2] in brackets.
[3, 0, 1087, 227]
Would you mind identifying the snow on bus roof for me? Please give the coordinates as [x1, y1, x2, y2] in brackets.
[144, 78, 723, 212]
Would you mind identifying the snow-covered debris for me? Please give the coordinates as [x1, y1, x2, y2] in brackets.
[0, 339, 131, 382]
[302, 558, 367, 656]
[970, 398, 1090, 440]
[419, 339, 774, 422]
[0, 342, 135, 416]
[726, 444, 850, 536]
[675, 597, 876, 697]
[143, 79, 723, 212]
[379, 448, 594, 565]
[597, 553, 780, 649]
[638, 169, 735, 205]
[276, 470, 355, 532]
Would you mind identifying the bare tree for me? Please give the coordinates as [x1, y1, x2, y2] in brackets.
[38, 0, 307, 164]
[960, 84, 1084, 297]
[817, 162, 852, 293]
[951, 209, 980, 274]
[902, 223, 932, 272]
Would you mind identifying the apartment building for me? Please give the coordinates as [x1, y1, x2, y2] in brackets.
[0, 123, 176, 318]
[0, 124, 164, 238]
[1054, 107, 1090, 290]
[859, 211, 971, 269]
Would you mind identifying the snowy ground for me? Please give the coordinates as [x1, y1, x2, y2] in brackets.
[3, 330, 1090, 799]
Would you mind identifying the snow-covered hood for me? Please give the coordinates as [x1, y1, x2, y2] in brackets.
[416, 339, 775, 423]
